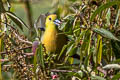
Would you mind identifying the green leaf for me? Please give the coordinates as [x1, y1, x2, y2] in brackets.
[68, 46, 77, 56]
[90, 1, 120, 21]
[58, 41, 74, 60]
[38, 43, 44, 68]
[111, 59, 120, 64]
[66, 44, 74, 56]
[106, 8, 111, 26]
[91, 76, 106, 80]
[74, 71, 84, 78]
[6, 11, 29, 31]
[33, 49, 37, 73]
[93, 28, 120, 41]
[67, 71, 84, 79]
[111, 40, 120, 59]
[80, 29, 91, 66]
[58, 44, 68, 60]
[114, 9, 120, 27]
[112, 73, 120, 80]
[84, 51, 93, 71]
[63, 15, 74, 34]
[96, 35, 102, 64]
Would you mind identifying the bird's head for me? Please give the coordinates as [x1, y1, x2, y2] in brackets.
[45, 14, 61, 28]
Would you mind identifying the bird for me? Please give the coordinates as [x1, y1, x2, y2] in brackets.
[41, 14, 68, 54]
[35, 14, 80, 64]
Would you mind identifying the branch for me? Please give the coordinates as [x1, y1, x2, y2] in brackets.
[3, 64, 33, 68]
[13, 31, 32, 44]
[0, 46, 32, 54]
[50, 69, 78, 73]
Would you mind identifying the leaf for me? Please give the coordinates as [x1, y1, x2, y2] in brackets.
[84, 51, 93, 71]
[37, 43, 44, 68]
[111, 40, 120, 59]
[58, 45, 68, 60]
[67, 71, 84, 79]
[90, 1, 120, 21]
[63, 15, 75, 34]
[103, 64, 120, 70]
[68, 46, 77, 56]
[33, 48, 37, 73]
[80, 29, 92, 66]
[58, 41, 74, 60]
[106, 8, 111, 26]
[91, 76, 106, 80]
[62, 41, 77, 63]
[114, 9, 120, 27]
[96, 35, 102, 64]
[93, 28, 120, 41]
[66, 44, 74, 56]
[112, 73, 120, 80]
[6, 11, 29, 31]
[111, 59, 120, 64]
[74, 71, 84, 78]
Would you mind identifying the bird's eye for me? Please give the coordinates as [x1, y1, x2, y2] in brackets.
[49, 18, 52, 20]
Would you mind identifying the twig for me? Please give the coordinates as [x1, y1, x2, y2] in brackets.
[3, 64, 33, 67]
[50, 69, 78, 73]
[0, 52, 34, 62]
[0, 46, 32, 54]
[24, 52, 34, 56]
[13, 31, 32, 44]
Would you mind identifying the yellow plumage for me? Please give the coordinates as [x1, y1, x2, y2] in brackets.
[41, 14, 67, 53]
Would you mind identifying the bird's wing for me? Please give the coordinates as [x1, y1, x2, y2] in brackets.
[35, 14, 46, 31]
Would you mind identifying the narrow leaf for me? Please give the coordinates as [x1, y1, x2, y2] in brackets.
[6, 11, 29, 30]
[93, 28, 120, 41]
[114, 9, 120, 27]
[38, 43, 44, 68]
[106, 8, 111, 26]
[103, 64, 120, 69]
[96, 35, 102, 64]
[90, 1, 120, 21]
[91, 76, 106, 80]
[80, 29, 91, 67]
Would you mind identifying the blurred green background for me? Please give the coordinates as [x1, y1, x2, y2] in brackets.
[14, 0, 52, 22]
[10, 0, 53, 37]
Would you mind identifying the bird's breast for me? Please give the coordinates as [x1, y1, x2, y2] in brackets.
[41, 29, 58, 52]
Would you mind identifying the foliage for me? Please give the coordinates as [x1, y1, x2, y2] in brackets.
[0, 0, 120, 80]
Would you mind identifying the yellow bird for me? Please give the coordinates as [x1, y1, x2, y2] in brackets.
[40, 14, 80, 64]
[41, 14, 67, 54]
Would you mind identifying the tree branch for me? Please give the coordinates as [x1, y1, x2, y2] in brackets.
[50, 69, 78, 73]
[0, 46, 32, 54]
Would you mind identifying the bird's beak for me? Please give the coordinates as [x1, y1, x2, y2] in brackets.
[54, 19, 61, 26]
